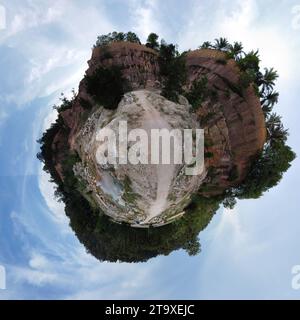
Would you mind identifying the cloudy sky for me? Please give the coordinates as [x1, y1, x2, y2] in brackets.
[0, 0, 300, 299]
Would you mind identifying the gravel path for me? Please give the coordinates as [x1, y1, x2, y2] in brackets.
[134, 90, 176, 223]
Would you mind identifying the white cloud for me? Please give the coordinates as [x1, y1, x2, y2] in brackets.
[0, 0, 115, 105]
[129, 0, 162, 42]
[177, 0, 297, 81]
[29, 252, 50, 270]
[38, 167, 69, 229]
[0, 108, 8, 126]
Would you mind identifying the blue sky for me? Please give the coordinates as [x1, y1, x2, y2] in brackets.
[0, 0, 300, 299]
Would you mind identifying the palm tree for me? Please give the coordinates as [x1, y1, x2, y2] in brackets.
[261, 91, 279, 114]
[213, 37, 230, 51]
[266, 113, 288, 144]
[200, 41, 213, 49]
[260, 68, 278, 93]
[237, 50, 260, 72]
[228, 41, 243, 59]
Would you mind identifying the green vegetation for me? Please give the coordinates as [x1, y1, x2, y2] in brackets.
[146, 33, 159, 50]
[122, 175, 139, 204]
[184, 76, 209, 109]
[199, 38, 279, 115]
[85, 66, 129, 109]
[158, 40, 187, 102]
[232, 140, 295, 199]
[64, 192, 219, 262]
[79, 97, 92, 110]
[53, 90, 76, 113]
[94, 31, 141, 47]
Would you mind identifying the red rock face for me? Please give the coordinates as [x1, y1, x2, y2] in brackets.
[185, 49, 266, 195]
[51, 42, 266, 196]
[88, 42, 160, 90]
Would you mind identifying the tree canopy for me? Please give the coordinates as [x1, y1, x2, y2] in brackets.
[94, 31, 141, 47]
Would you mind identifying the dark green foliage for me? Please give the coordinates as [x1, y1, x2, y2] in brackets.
[204, 152, 214, 159]
[213, 37, 230, 51]
[53, 90, 76, 113]
[227, 42, 244, 60]
[126, 31, 141, 44]
[222, 195, 237, 209]
[200, 41, 213, 49]
[61, 152, 82, 195]
[184, 76, 208, 109]
[94, 31, 141, 47]
[79, 97, 92, 110]
[238, 69, 257, 89]
[146, 33, 159, 50]
[122, 175, 138, 204]
[237, 50, 260, 72]
[266, 113, 289, 145]
[63, 189, 219, 262]
[85, 66, 128, 109]
[233, 141, 296, 199]
[158, 41, 187, 102]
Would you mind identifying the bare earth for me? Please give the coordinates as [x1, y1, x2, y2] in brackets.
[135, 90, 176, 223]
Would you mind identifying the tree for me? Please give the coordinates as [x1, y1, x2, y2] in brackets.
[94, 34, 112, 47]
[237, 50, 260, 72]
[261, 91, 279, 115]
[85, 66, 127, 109]
[182, 239, 201, 256]
[266, 113, 289, 145]
[234, 140, 295, 199]
[259, 68, 278, 93]
[158, 41, 187, 102]
[228, 41, 243, 59]
[146, 33, 159, 50]
[111, 31, 125, 42]
[200, 41, 213, 49]
[223, 195, 237, 209]
[213, 37, 230, 51]
[126, 31, 141, 44]
[185, 76, 208, 109]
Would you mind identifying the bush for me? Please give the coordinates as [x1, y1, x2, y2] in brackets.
[85, 66, 128, 109]
[158, 41, 187, 102]
[94, 31, 141, 47]
[185, 76, 208, 109]
[234, 141, 296, 199]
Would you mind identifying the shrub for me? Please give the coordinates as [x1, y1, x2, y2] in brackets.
[85, 66, 128, 109]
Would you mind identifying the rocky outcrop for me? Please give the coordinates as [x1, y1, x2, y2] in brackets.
[74, 90, 205, 226]
[185, 49, 266, 195]
[88, 42, 160, 90]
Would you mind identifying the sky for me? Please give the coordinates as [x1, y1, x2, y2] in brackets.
[0, 0, 300, 299]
